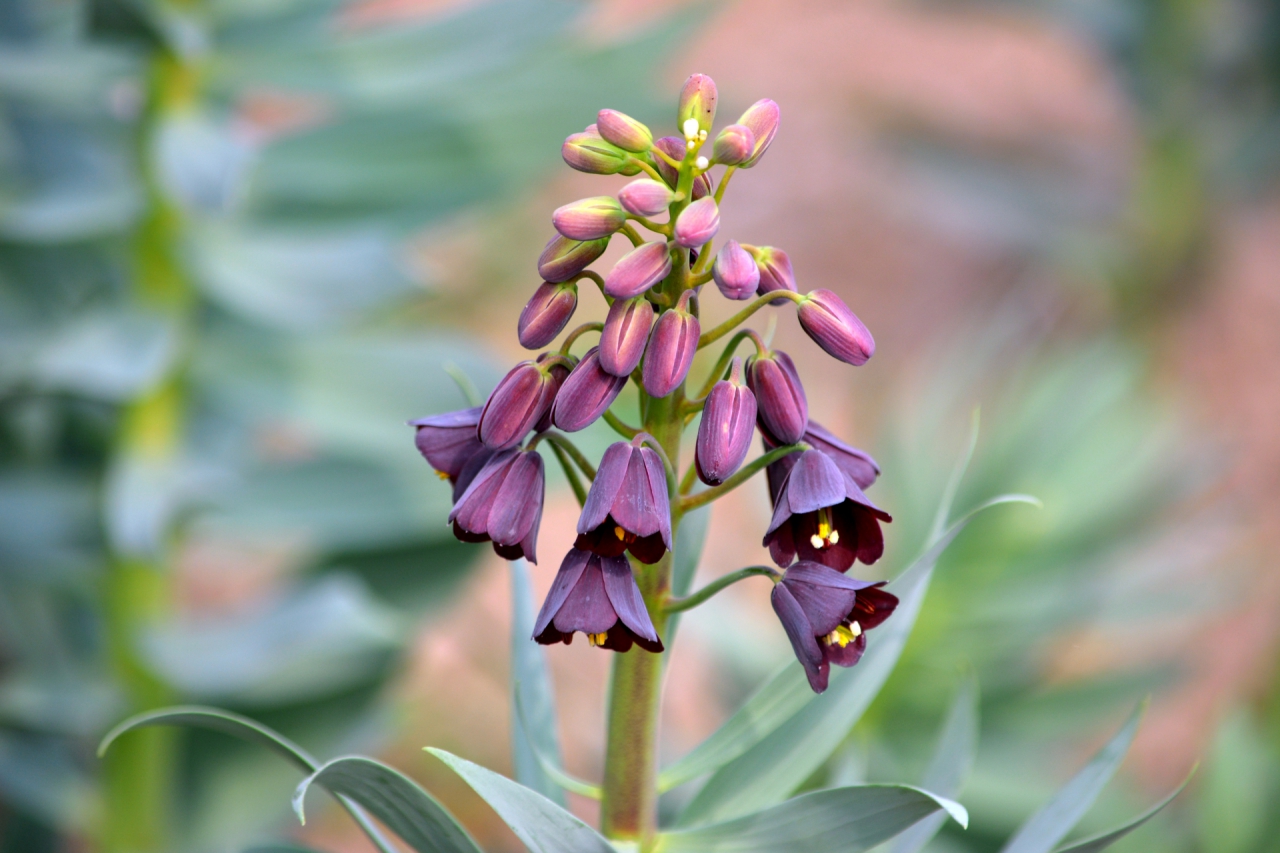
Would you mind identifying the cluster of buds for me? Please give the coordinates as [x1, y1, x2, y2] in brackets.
[413, 74, 896, 692]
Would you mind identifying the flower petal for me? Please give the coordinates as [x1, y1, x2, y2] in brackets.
[578, 442, 632, 535]
[552, 556, 618, 636]
[771, 583, 827, 692]
[601, 555, 662, 651]
[533, 548, 592, 639]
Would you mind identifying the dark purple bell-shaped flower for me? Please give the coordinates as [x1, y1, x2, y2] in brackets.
[763, 449, 890, 571]
[746, 349, 808, 444]
[518, 281, 578, 349]
[771, 561, 898, 692]
[410, 406, 483, 484]
[551, 347, 628, 432]
[537, 234, 610, 283]
[448, 447, 546, 562]
[599, 295, 655, 377]
[763, 420, 880, 505]
[696, 358, 757, 486]
[478, 355, 568, 450]
[576, 438, 672, 564]
[533, 548, 663, 652]
[796, 289, 875, 366]
[642, 289, 699, 398]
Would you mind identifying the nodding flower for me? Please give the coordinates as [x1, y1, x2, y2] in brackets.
[736, 99, 781, 168]
[747, 349, 809, 445]
[518, 281, 578, 350]
[410, 406, 484, 485]
[762, 419, 880, 505]
[537, 234, 609, 283]
[533, 548, 663, 652]
[605, 241, 673, 300]
[771, 561, 897, 692]
[763, 449, 890, 571]
[642, 289, 700, 398]
[696, 358, 757, 486]
[575, 438, 672, 565]
[551, 347, 628, 433]
[744, 245, 797, 305]
[599, 295, 656, 377]
[797, 289, 875, 366]
[448, 447, 545, 563]
[478, 354, 569, 451]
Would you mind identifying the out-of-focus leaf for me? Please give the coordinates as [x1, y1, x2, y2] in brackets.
[999, 702, 1145, 853]
[29, 310, 179, 401]
[887, 676, 980, 853]
[1053, 770, 1193, 852]
[510, 559, 565, 805]
[139, 575, 402, 705]
[0, 732, 97, 831]
[427, 749, 616, 853]
[0, 474, 99, 581]
[665, 501, 710, 650]
[676, 495, 1036, 825]
[1195, 709, 1272, 853]
[0, 45, 142, 115]
[294, 756, 481, 853]
[243, 845, 329, 853]
[153, 113, 255, 215]
[659, 785, 967, 853]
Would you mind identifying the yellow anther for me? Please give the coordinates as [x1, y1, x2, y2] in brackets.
[614, 525, 627, 541]
[824, 622, 862, 648]
[828, 529, 839, 545]
[810, 533, 825, 549]
[435, 470, 450, 481]
[587, 632, 608, 647]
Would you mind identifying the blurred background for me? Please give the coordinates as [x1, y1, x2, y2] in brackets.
[1, 0, 1278, 851]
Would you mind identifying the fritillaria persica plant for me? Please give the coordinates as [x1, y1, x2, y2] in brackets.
[414, 72, 897, 839]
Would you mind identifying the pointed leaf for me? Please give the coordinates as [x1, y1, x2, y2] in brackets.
[1000, 702, 1146, 853]
[427, 748, 616, 853]
[510, 559, 566, 805]
[294, 756, 481, 853]
[659, 784, 967, 853]
[1052, 770, 1193, 853]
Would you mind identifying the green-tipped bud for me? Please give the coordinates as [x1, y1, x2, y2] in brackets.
[552, 196, 627, 241]
[677, 73, 717, 137]
[737, 99, 780, 168]
[563, 127, 630, 175]
[712, 124, 756, 166]
[597, 109, 653, 154]
[537, 234, 610, 283]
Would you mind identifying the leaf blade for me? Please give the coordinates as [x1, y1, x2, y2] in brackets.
[510, 559, 566, 805]
[1052, 770, 1193, 853]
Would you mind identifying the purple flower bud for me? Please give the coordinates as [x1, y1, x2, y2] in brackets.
[712, 240, 760, 300]
[712, 124, 756, 166]
[618, 179, 675, 217]
[478, 357, 564, 450]
[746, 349, 808, 444]
[763, 449, 891, 571]
[737, 99, 780, 168]
[673, 197, 719, 249]
[597, 109, 653, 154]
[533, 548, 663, 652]
[643, 289, 700, 398]
[551, 346, 628, 432]
[552, 196, 627, 241]
[771, 562, 897, 692]
[518, 281, 578, 349]
[576, 440, 672, 564]
[797, 289, 875, 366]
[696, 358, 757, 485]
[562, 127, 630, 174]
[677, 73, 718, 135]
[652, 137, 713, 199]
[744, 244, 797, 304]
[604, 241, 672, 300]
[599, 295, 656, 377]
[410, 406, 484, 483]
[448, 447, 546, 563]
[537, 234, 609, 283]
[532, 353, 571, 434]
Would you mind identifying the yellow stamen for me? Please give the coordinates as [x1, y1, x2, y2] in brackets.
[435, 470, 450, 481]
[587, 632, 608, 647]
[810, 507, 838, 550]
[823, 622, 862, 648]
[614, 525, 627, 541]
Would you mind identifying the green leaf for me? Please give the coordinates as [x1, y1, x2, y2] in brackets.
[427, 748, 616, 853]
[1052, 770, 1194, 852]
[1196, 709, 1271, 853]
[510, 559, 567, 805]
[676, 495, 1036, 826]
[658, 785, 967, 853]
[887, 675, 980, 853]
[999, 701, 1146, 853]
[294, 756, 481, 853]
[243, 846, 330, 853]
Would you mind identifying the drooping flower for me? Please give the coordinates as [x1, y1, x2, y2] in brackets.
[478, 354, 569, 450]
[695, 358, 757, 485]
[737, 99, 781, 168]
[763, 420, 880, 504]
[537, 234, 610, 283]
[410, 406, 484, 484]
[533, 548, 663, 652]
[796, 289, 875, 366]
[575, 439, 671, 564]
[642, 289, 699, 398]
[604, 241, 672, 300]
[596, 109, 653, 153]
[763, 449, 890, 570]
[713, 240, 760, 301]
[599, 295, 656, 377]
[518, 281, 578, 349]
[673, 197, 720, 248]
[770, 561, 897, 692]
[550, 347, 628, 432]
[448, 447, 545, 562]
[746, 349, 808, 444]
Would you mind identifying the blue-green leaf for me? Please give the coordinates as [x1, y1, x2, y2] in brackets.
[294, 756, 481, 853]
[427, 748, 616, 853]
[659, 785, 967, 853]
[1052, 770, 1193, 852]
[665, 500, 711, 652]
[1000, 702, 1146, 853]
[888, 675, 980, 853]
[510, 559, 567, 805]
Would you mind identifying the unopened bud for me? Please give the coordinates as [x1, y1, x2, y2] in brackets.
[598, 109, 653, 153]
[518, 281, 578, 349]
[746, 349, 808, 444]
[713, 240, 760, 300]
[618, 179, 675, 217]
[796, 289, 875, 365]
[479, 358, 562, 450]
[537, 234, 609, 283]
[744, 244, 797, 304]
[696, 358, 757, 485]
[599, 296, 656, 377]
[551, 347, 628, 432]
[552, 196, 627, 241]
[712, 124, 756, 166]
[673, 196, 720, 248]
[678, 74, 718, 135]
[563, 127, 630, 174]
[604, 241, 672, 299]
[642, 289, 700, 398]
[737, 99, 780, 168]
